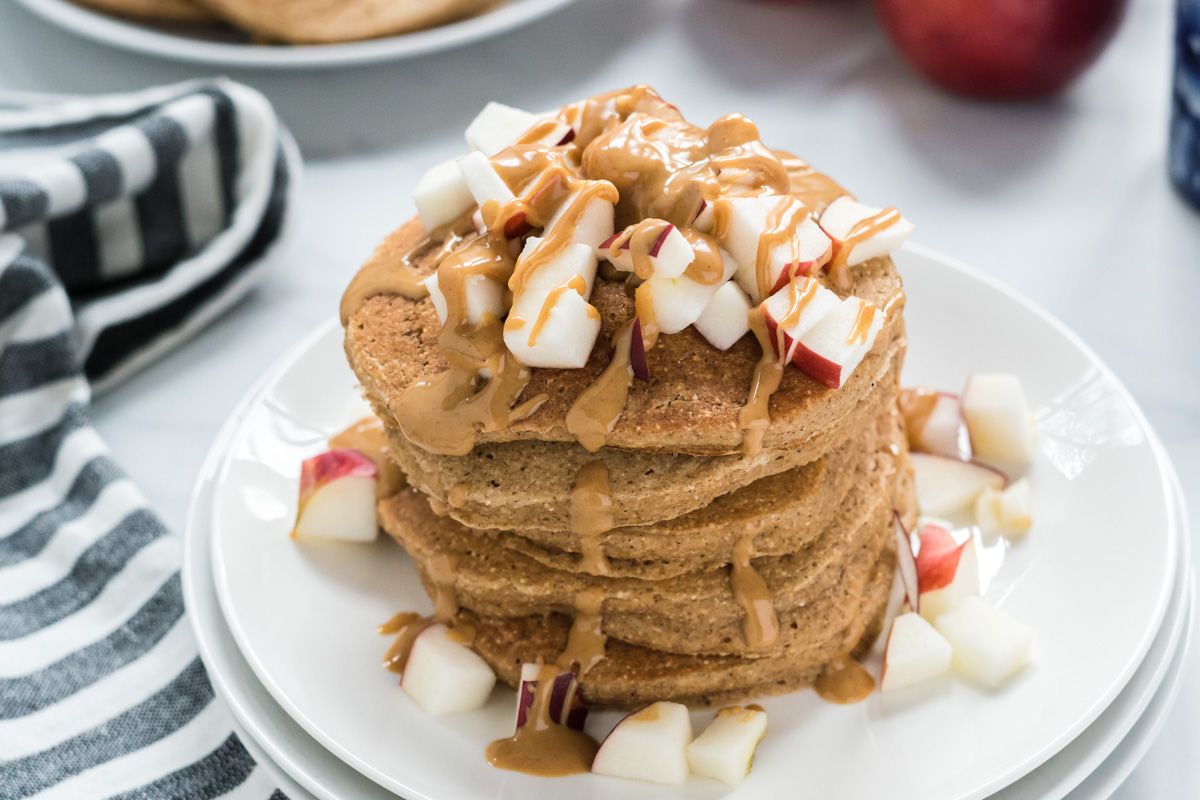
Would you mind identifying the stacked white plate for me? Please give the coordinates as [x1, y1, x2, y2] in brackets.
[182, 245, 1193, 800]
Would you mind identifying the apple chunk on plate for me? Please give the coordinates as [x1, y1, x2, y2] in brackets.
[900, 388, 968, 458]
[911, 452, 1006, 516]
[976, 478, 1033, 537]
[961, 373, 1037, 467]
[401, 624, 496, 715]
[292, 449, 378, 542]
[916, 524, 980, 621]
[592, 701, 693, 784]
[936, 597, 1034, 688]
[686, 705, 768, 786]
[881, 612, 952, 692]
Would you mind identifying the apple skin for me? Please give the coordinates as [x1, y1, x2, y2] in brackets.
[915, 524, 966, 594]
[875, 0, 1129, 100]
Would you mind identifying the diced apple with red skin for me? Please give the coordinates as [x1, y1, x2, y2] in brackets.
[976, 478, 1033, 537]
[686, 705, 768, 786]
[881, 612, 952, 692]
[961, 373, 1037, 467]
[596, 223, 694, 279]
[292, 449, 378, 542]
[787, 294, 885, 389]
[818, 196, 914, 267]
[935, 597, 1034, 688]
[725, 195, 833, 302]
[592, 701, 693, 785]
[413, 158, 473, 231]
[901, 389, 969, 459]
[515, 663, 588, 731]
[545, 193, 615, 249]
[910, 452, 1006, 516]
[761, 275, 841, 364]
[645, 249, 738, 334]
[421, 271, 504, 328]
[916, 524, 981, 622]
[456, 151, 514, 208]
[401, 624, 496, 715]
[465, 101, 571, 156]
[695, 281, 752, 351]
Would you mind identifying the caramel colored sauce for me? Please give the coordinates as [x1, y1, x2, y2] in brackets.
[775, 149, 848, 214]
[730, 530, 780, 650]
[898, 386, 940, 448]
[569, 461, 613, 575]
[777, 276, 821, 332]
[565, 321, 636, 453]
[556, 589, 607, 677]
[447, 482, 469, 508]
[814, 657, 875, 704]
[754, 196, 812, 301]
[847, 301, 878, 346]
[379, 612, 433, 674]
[487, 664, 599, 777]
[328, 416, 406, 497]
[428, 552, 461, 622]
[827, 206, 900, 290]
[528, 274, 587, 346]
[739, 309, 786, 458]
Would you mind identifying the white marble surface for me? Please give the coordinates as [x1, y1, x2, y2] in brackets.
[0, 0, 1195, 796]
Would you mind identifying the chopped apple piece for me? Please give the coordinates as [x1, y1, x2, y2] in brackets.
[504, 288, 600, 369]
[961, 373, 1037, 467]
[515, 662, 588, 731]
[761, 275, 842, 363]
[420, 271, 504, 327]
[695, 281, 752, 350]
[725, 195, 832, 302]
[910, 453, 1006, 516]
[686, 705, 768, 786]
[456, 151, 514, 208]
[517, 238, 598, 296]
[935, 597, 1034, 688]
[916, 525, 980, 621]
[788, 294, 884, 389]
[413, 158, 474, 231]
[597, 223, 694, 279]
[545, 193, 615, 249]
[592, 701, 693, 785]
[465, 101, 543, 155]
[881, 612, 952, 692]
[292, 449, 378, 542]
[900, 388, 968, 458]
[422, 274, 448, 325]
[643, 248, 737, 335]
[401, 624, 496, 715]
[975, 478, 1033, 537]
[818, 196, 915, 267]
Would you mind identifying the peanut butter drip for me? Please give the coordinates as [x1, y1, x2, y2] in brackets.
[378, 612, 433, 674]
[739, 309, 786, 458]
[328, 416, 406, 497]
[565, 320, 636, 453]
[898, 386, 940, 448]
[731, 530, 780, 650]
[814, 658, 875, 704]
[827, 206, 901, 290]
[486, 664, 599, 776]
[775, 149, 848, 214]
[753, 195, 817, 300]
[556, 589, 607, 677]
[394, 235, 548, 457]
[569, 461, 613, 575]
[428, 551, 462, 622]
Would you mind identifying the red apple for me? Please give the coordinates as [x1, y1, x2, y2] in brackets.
[293, 448, 378, 542]
[875, 0, 1129, 100]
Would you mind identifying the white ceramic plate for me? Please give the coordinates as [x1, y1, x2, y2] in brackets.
[184, 448, 1191, 800]
[206, 244, 1182, 800]
[14, 0, 580, 68]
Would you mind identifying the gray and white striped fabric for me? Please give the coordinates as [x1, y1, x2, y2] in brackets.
[0, 80, 294, 799]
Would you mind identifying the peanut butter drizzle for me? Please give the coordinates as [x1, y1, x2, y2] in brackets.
[826, 206, 901, 290]
[528, 274, 587, 346]
[565, 320, 637, 453]
[739, 308, 786, 458]
[754, 196, 815, 300]
[556, 589, 607, 677]
[847, 301, 878, 346]
[428, 551, 462, 622]
[569, 461, 613, 575]
[328, 416, 406, 497]
[731, 530, 780, 649]
[775, 149, 848, 214]
[486, 664, 599, 777]
[378, 612, 432, 674]
[898, 386, 940, 448]
[814, 657, 876, 704]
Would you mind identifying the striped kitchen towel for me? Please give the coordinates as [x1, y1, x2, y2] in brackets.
[0, 80, 295, 798]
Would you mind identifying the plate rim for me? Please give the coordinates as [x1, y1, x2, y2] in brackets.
[205, 242, 1185, 800]
[14, 0, 581, 68]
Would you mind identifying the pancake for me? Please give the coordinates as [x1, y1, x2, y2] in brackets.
[72, 0, 214, 22]
[193, 0, 495, 43]
[344, 219, 906, 457]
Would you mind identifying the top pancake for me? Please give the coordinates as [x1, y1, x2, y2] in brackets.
[344, 219, 906, 456]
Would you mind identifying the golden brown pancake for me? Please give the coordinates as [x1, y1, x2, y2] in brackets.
[73, 0, 214, 22]
[193, 0, 496, 43]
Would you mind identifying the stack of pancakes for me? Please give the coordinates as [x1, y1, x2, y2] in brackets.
[343, 220, 916, 709]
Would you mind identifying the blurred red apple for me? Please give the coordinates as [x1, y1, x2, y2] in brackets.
[875, 0, 1129, 100]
